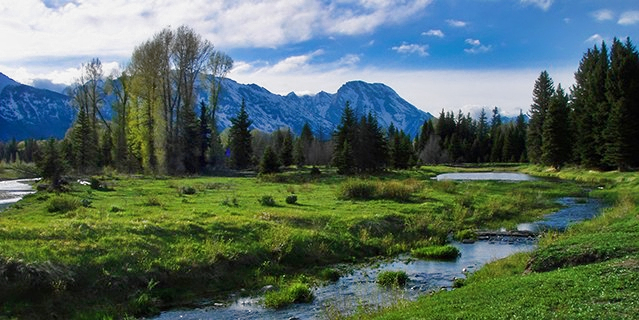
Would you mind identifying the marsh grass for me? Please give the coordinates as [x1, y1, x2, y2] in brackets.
[376, 271, 408, 288]
[411, 245, 460, 260]
[0, 166, 591, 318]
[263, 281, 314, 309]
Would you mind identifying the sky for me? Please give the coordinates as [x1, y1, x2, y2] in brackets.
[1, 0, 638, 116]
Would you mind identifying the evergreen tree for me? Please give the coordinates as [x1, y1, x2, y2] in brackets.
[527, 71, 554, 164]
[280, 128, 294, 167]
[416, 118, 434, 153]
[198, 100, 210, 171]
[357, 113, 388, 172]
[542, 85, 572, 169]
[571, 43, 609, 167]
[259, 145, 281, 174]
[603, 38, 639, 170]
[37, 138, 66, 188]
[332, 101, 358, 174]
[72, 106, 98, 173]
[228, 99, 253, 169]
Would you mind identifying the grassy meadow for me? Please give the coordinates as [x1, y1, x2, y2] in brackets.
[0, 165, 591, 318]
[351, 166, 639, 319]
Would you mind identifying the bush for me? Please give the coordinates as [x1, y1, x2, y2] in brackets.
[377, 270, 409, 288]
[338, 179, 377, 200]
[319, 268, 341, 282]
[453, 229, 478, 242]
[263, 282, 314, 309]
[144, 197, 162, 207]
[310, 167, 321, 176]
[47, 196, 80, 213]
[259, 195, 276, 207]
[286, 194, 298, 205]
[180, 186, 197, 195]
[411, 245, 460, 260]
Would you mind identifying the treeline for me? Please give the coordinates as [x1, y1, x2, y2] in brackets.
[528, 37, 639, 171]
[2, 33, 638, 178]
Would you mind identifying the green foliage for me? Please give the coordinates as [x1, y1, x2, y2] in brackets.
[377, 271, 408, 288]
[527, 70, 554, 164]
[229, 99, 253, 169]
[411, 245, 460, 260]
[338, 179, 377, 200]
[47, 196, 80, 213]
[259, 145, 281, 174]
[453, 229, 477, 241]
[179, 186, 197, 195]
[259, 195, 276, 206]
[285, 194, 298, 205]
[263, 282, 314, 309]
[36, 138, 66, 187]
[541, 85, 571, 169]
[318, 268, 341, 282]
[338, 178, 421, 202]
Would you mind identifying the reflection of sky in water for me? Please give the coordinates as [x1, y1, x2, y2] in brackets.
[0, 179, 37, 208]
[435, 172, 536, 181]
[154, 241, 535, 320]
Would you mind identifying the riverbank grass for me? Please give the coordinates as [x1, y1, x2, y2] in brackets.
[411, 245, 460, 260]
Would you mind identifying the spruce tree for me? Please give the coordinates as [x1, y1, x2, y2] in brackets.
[332, 101, 358, 174]
[259, 145, 281, 174]
[527, 71, 554, 164]
[228, 99, 253, 169]
[37, 138, 66, 188]
[541, 85, 571, 169]
[280, 128, 294, 167]
[603, 38, 639, 170]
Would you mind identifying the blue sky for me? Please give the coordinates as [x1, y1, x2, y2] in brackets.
[1, 0, 638, 116]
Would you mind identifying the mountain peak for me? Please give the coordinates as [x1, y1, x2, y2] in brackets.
[0, 72, 20, 93]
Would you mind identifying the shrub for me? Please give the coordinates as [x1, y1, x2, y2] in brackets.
[180, 186, 197, 195]
[319, 268, 341, 282]
[453, 229, 477, 242]
[377, 270, 409, 288]
[338, 179, 377, 200]
[47, 196, 80, 213]
[263, 282, 314, 309]
[80, 198, 92, 208]
[259, 195, 276, 207]
[310, 166, 321, 176]
[411, 245, 460, 260]
[377, 180, 420, 202]
[286, 194, 298, 205]
[145, 196, 162, 207]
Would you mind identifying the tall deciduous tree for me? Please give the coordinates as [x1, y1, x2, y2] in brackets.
[527, 71, 554, 164]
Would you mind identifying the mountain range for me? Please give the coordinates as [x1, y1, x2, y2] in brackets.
[0, 72, 433, 141]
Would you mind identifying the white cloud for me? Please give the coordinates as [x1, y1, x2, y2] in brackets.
[0, 61, 121, 86]
[586, 34, 605, 44]
[231, 64, 576, 116]
[446, 19, 467, 27]
[520, 0, 553, 11]
[592, 9, 614, 22]
[0, 0, 434, 63]
[392, 43, 429, 56]
[464, 39, 491, 54]
[618, 11, 639, 26]
[423, 29, 444, 38]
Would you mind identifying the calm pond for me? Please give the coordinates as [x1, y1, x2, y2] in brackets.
[153, 173, 602, 320]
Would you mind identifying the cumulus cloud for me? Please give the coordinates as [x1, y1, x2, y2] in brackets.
[392, 43, 429, 56]
[464, 39, 491, 54]
[446, 19, 467, 27]
[520, 0, 553, 11]
[618, 11, 639, 25]
[592, 9, 614, 22]
[423, 29, 444, 38]
[0, 0, 433, 63]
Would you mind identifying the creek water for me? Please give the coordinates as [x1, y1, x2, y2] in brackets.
[153, 173, 602, 320]
[0, 179, 37, 211]
[435, 172, 536, 181]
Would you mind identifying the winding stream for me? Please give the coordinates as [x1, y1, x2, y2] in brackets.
[0, 179, 37, 211]
[153, 172, 603, 320]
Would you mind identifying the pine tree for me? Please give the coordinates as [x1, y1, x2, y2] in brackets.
[277, 128, 293, 167]
[37, 138, 66, 188]
[198, 100, 210, 171]
[228, 99, 253, 169]
[603, 38, 639, 170]
[542, 85, 572, 169]
[527, 71, 554, 164]
[259, 145, 281, 174]
[571, 43, 609, 168]
[332, 101, 358, 174]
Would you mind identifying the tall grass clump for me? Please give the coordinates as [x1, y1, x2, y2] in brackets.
[338, 178, 421, 201]
[339, 179, 377, 200]
[411, 245, 460, 260]
[47, 195, 80, 213]
[377, 270, 409, 288]
[263, 282, 314, 309]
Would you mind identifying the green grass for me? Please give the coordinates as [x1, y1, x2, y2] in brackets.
[411, 245, 460, 260]
[377, 271, 409, 288]
[350, 166, 639, 320]
[263, 282, 314, 309]
[0, 166, 589, 318]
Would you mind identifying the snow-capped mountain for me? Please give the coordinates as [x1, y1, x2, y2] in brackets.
[0, 73, 74, 141]
[0, 72, 432, 141]
[213, 79, 433, 137]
